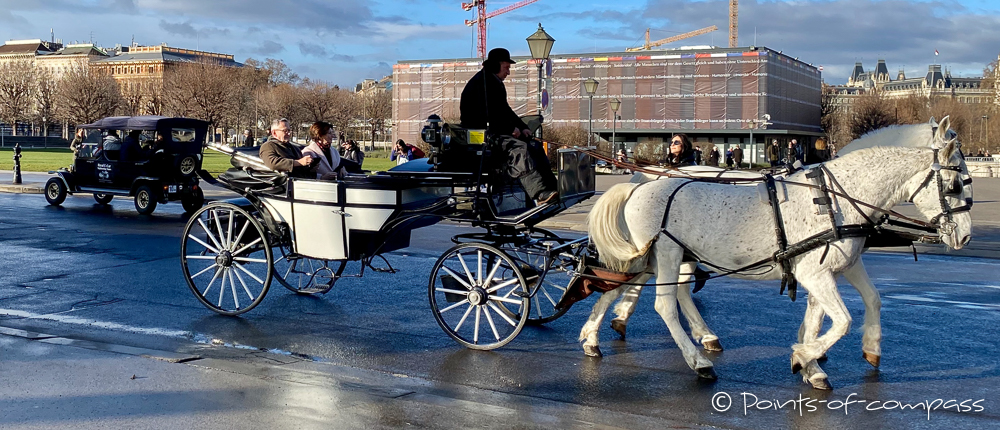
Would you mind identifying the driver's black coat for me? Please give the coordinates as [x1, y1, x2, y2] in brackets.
[460, 69, 528, 135]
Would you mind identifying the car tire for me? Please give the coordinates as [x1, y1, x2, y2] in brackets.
[45, 178, 67, 206]
[94, 193, 113, 205]
[134, 185, 158, 215]
[181, 188, 205, 213]
[178, 156, 197, 177]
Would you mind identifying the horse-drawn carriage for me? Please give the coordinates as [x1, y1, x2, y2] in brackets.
[181, 115, 596, 349]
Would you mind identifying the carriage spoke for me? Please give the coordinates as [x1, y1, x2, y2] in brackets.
[487, 302, 518, 327]
[541, 286, 558, 307]
[482, 306, 500, 341]
[454, 304, 474, 332]
[232, 269, 255, 301]
[202, 265, 223, 296]
[440, 266, 474, 290]
[438, 299, 469, 314]
[473, 306, 481, 343]
[217, 269, 227, 307]
[188, 232, 219, 255]
[486, 277, 520, 294]
[226, 209, 234, 251]
[228, 268, 240, 309]
[186, 255, 216, 260]
[190, 263, 217, 279]
[212, 209, 229, 249]
[435, 287, 471, 296]
[543, 279, 568, 292]
[457, 253, 476, 287]
[482, 258, 504, 290]
[232, 237, 263, 257]
[196, 219, 224, 252]
[231, 220, 250, 252]
[476, 250, 483, 285]
[233, 257, 268, 263]
[232, 261, 266, 285]
[488, 295, 523, 305]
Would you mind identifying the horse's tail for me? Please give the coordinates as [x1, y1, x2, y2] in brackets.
[587, 183, 647, 272]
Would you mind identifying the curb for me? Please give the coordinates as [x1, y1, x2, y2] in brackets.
[0, 182, 44, 194]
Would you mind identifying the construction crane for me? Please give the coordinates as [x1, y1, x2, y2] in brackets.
[625, 25, 719, 52]
[462, 0, 541, 59]
[729, 0, 738, 48]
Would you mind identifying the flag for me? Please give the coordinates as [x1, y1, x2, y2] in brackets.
[935, 50, 939, 56]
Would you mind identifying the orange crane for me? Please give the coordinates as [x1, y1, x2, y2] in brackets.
[462, 0, 541, 59]
[625, 25, 719, 52]
[729, 0, 738, 47]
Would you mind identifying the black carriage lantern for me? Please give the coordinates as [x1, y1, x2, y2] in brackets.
[610, 98, 621, 153]
[527, 23, 555, 140]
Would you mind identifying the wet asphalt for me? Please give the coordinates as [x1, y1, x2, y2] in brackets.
[1, 179, 1000, 429]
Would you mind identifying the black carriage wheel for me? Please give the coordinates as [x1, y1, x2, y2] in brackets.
[45, 178, 67, 206]
[272, 244, 348, 295]
[429, 242, 529, 350]
[134, 185, 158, 215]
[94, 193, 113, 205]
[178, 156, 197, 176]
[182, 188, 205, 213]
[500, 228, 576, 325]
[181, 203, 272, 315]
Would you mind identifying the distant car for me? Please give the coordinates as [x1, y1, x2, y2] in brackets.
[45, 115, 210, 215]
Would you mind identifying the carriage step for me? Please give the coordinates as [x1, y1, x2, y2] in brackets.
[297, 285, 333, 294]
[512, 290, 531, 298]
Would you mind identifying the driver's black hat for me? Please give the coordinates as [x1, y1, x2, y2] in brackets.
[484, 48, 516, 65]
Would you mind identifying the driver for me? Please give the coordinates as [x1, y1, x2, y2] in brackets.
[460, 48, 558, 204]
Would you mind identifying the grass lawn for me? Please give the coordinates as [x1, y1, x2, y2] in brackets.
[0, 147, 399, 175]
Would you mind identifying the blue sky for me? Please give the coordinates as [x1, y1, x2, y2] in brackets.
[2, 0, 998, 87]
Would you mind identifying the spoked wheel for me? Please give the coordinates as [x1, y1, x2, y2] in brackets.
[180, 203, 272, 315]
[501, 228, 577, 325]
[429, 242, 529, 350]
[272, 244, 347, 295]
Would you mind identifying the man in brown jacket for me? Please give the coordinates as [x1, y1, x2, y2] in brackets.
[259, 118, 315, 177]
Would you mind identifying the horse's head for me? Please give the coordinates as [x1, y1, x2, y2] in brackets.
[906, 116, 973, 250]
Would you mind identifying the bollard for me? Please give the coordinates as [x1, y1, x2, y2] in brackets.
[13, 143, 22, 185]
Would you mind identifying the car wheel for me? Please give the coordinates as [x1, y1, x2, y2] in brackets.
[94, 193, 113, 205]
[45, 178, 67, 206]
[181, 187, 205, 213]
[134, 185, 158, 215]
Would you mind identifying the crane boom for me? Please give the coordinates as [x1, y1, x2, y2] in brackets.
[461, 0, 541, 58]
[625, 25, 718, 52]
[729, 0, 738, 48]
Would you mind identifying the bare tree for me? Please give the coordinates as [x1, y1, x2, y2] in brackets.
[261, 58, 300, 86]
[299, 78, 339, 122]
[56, 62, 119, 125]
[120, 80, 145, 116]
[257, 83, 304, 138]
[33, 68, 58, 136]
[0, 60, 37, 135]
[850, 91, 895, 139]
[360, 90, 392, 144]
[163, 60, 238, 141]
[327, 89, 358, 139]
[231, 58, 270, 138]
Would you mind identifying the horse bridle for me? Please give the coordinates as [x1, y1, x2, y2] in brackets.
[906, 131, 974, 236]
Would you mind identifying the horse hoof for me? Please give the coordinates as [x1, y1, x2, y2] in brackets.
[863, 352, 881, 368]
[610, 320, 627, 340]
[810, 377, 833, 390]
[583, 345, 603, 357]
[696, 366, 718, 380]
[791, 362, 803, 374]
[817, 354, 828, 362]
[703, 339, 723, 352]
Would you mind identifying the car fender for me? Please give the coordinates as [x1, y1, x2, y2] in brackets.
[52, 171, 77, 193]
[129, 177, 161, 196]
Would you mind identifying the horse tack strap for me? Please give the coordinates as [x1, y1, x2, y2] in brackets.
[764, 175, 798, 301]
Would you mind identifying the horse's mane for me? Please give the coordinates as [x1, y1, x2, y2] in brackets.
[837, 123, 932, 156]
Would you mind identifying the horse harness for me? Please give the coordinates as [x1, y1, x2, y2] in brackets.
[652, 149, 971, 302]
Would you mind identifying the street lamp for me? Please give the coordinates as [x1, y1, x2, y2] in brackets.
[584, 77, 599, 146]
[983, 115, 989, 150]
[610, 98, 621, 153]
[749, 113, 771, 167]
[526, 23, 555, 122]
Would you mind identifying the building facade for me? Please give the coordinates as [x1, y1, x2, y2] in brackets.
[393, 45, 822, 164]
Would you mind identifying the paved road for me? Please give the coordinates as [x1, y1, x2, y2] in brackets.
[1, 192, 999, 429]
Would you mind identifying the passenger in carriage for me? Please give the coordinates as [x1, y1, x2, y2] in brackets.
[260, 118, 316, 178]
[120, 129, 144, 162]
[302, 121, 362, 179]
[101, 130, 122, 160]
[665, 134, 696, 168]
[459, 47, 559, 205]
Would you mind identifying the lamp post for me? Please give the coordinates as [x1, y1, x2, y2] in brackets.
[526, 23, 555, 121]
[584, 77, 599, 146]
[983, 115, 989, 150]
[610, 98, 621, 153]
[750, 114, 771, 167]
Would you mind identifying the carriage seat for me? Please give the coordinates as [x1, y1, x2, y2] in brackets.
[218, 168, 287, 192]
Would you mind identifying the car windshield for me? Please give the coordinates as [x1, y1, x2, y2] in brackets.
[172, 128, 196, 143]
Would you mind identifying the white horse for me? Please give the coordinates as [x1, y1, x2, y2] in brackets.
[582, 118, 972, 389]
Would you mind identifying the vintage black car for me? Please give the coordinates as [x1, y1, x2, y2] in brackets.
[45, 116, 210, 214]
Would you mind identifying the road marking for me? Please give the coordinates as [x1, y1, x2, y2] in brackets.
[0, 308, 191, 338]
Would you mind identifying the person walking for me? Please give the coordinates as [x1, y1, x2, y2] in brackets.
[767, 139, 781, 167]
[731, 145, 743, 169]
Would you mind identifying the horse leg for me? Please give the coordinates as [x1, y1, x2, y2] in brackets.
[675, 262, 722, 351]
[610, 278, 648, 339]
[791, 271, 851, 390]
[651, 241, 716, 379]
[579, 284, 630, 357]
[842, 260, 882, 368]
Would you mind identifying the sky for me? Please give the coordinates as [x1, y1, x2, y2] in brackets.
[1, 0, 999, 87]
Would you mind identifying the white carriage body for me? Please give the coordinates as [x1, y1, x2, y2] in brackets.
[260, 178, 453, 260]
